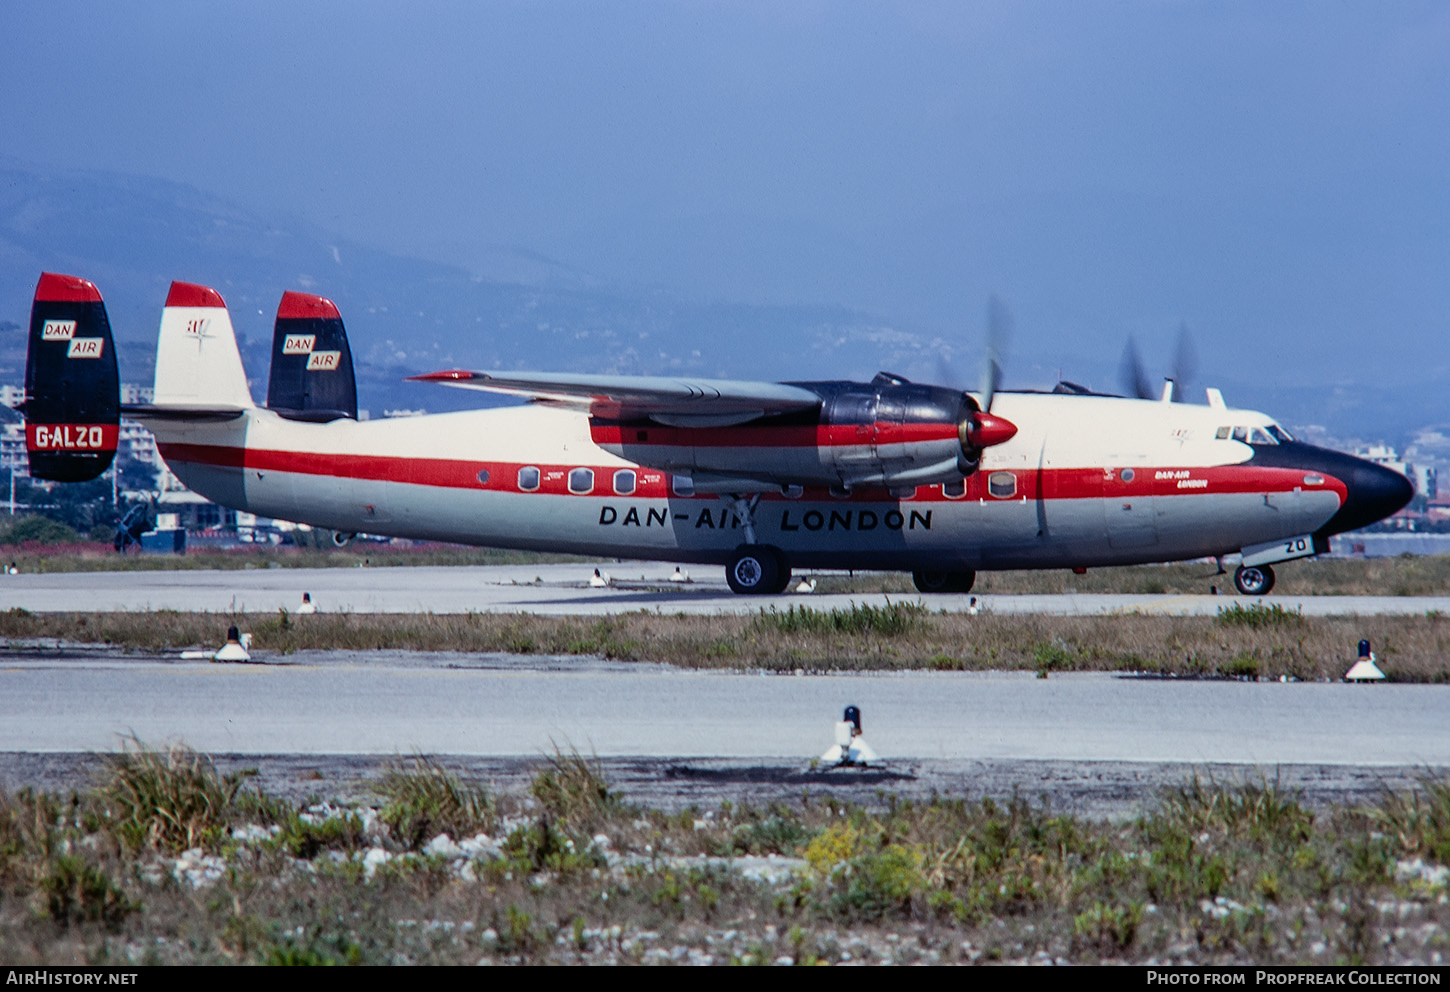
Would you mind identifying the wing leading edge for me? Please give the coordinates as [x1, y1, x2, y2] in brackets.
[407, 369, 822, 427]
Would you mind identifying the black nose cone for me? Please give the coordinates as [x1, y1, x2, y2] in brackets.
[1321, 458, 1415, 536]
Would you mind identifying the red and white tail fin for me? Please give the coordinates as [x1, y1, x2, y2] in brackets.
[150, 282, 255, 411]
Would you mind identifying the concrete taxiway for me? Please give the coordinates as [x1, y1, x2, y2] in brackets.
[1, 563, 1446, 616]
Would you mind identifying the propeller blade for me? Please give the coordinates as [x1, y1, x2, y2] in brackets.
[1119, 335, 1154, 400]
[980, 295, 1013, 412]
[1170, 322, 1198, 402]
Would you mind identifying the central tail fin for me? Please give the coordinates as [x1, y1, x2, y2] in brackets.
[24, 273, 120, 482]
[266, 291, 357, 422]
[151, 282, 255, 411]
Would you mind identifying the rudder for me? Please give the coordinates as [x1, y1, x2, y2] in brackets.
[24, 273, 119, 482]
[266, 290, 357, 422]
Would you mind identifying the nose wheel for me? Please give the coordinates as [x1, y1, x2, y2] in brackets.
[727, 545, 792, 595]
[1233, 564, 1275, 596]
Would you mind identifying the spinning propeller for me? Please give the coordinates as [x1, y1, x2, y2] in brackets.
[1119, 323, 1198, 401]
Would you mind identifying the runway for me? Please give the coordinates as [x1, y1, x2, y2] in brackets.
[2, 651, 1446, 766]
[1, 562, 1447, 616]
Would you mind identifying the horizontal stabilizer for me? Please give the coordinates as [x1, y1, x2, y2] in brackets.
[266, 291, 357, 422]
[25, 273, 120, 481]
[122, 404, 248, 422]
[408, 369, 821, 422]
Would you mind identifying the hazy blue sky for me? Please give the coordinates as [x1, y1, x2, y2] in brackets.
[3, 1, 1447, 396]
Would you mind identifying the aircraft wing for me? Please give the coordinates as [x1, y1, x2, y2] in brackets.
[408, 369, 821, 426]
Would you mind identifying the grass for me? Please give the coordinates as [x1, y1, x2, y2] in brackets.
[97, 737, 259, 853]
[379, 755, 495, 850]
[4, 744, 1450, 964]
[0, 539, 583, 573]
[4, 607, 1450, 681]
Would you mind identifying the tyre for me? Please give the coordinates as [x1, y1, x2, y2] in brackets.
[912, 570, 976, 594]
[765, 546, 793, 594]
[1233, 563, 1275, 596]
[727, 545, 780, 595]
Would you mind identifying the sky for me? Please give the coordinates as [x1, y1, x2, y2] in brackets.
[2, 0, 1448, 401]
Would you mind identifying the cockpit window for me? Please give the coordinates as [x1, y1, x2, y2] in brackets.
[1267, 425, 1294, 443]
[1216, 427, 1231, 439]
[1248, 427, 1276, 446]
[1231, 426, 1249, 443]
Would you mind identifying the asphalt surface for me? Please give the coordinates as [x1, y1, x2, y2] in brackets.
[0, 649, 1445, 816]
[2, 562, 1447, 615]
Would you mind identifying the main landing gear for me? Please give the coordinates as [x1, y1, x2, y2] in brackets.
[727, 544, 793, 595]
[911, 570, 977, 594]
[721, 493, 792, 595]
[1233, 563, 1275, 596]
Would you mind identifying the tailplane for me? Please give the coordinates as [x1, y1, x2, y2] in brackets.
[266, 291, 357, 422]
[24, 273, 120, 482]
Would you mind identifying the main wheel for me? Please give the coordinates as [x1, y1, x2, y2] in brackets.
[727, 545, 781, 595]
[766, 547, 793, 594]
[1233, 564, 1275, 596]
[912, 570, 976, 594]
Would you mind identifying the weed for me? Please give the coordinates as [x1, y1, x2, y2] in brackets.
[97, 738, 254, 853]
[1216, 603, 1305, 629]
[1072, 900, 1143, 957]
[378, 755, 494, 849]
[754, 600, 927, 637]
[530, 746, 623, 833]
[33, 855, 138, 928]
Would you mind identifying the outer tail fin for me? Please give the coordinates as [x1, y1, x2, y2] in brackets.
[150, 282, 255, 411]
[24, 273, 120, 481]
[265, 291, 357, 422]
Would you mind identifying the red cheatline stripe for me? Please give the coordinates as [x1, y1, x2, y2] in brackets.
[277, 290, 341, 321]
[156, 442, 1348, 507]
[165, 281, 227, 308]
[35, 273, 102, 304]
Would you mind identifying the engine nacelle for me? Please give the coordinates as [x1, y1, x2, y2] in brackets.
[590, 374, 1016, 492]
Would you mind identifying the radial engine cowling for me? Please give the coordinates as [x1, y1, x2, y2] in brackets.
[591, 374, 1018, 493]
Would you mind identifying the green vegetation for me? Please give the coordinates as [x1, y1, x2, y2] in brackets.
[2, 742, 1448, 964]
[4, 606, 1450, 681]
[379, 755, 495, 850]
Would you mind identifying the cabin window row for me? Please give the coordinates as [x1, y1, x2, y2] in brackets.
[508, 466, 640, 495]
[494, 467, 1018, 500]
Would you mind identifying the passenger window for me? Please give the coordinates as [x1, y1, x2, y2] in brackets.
[476, 468, 490, 486]
[613, 469, 636, 496]
[781, 484, 804, 499]
[672, 475, 695, 497]
[517, 466, 540, 492]
[942, 479, 966, 499]
[568, 468, 594, 494]
[988, 471, 1016, 498]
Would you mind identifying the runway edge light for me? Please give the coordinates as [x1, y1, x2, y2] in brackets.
[1343, 639, 1386, 683]
[819, 704, 881, 767]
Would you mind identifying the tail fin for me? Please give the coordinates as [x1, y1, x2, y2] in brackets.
[151, 282, 255, 410]
[24, 273, 120, 482]
[265, 291, 357, 422]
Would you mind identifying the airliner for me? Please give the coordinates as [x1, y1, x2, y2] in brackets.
[23, 272, 1412, 595]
